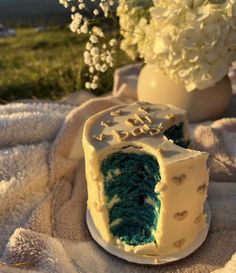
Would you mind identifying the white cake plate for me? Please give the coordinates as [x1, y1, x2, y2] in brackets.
[86, 202, 211, 265]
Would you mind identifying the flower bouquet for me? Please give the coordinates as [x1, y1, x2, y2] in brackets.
[118, 0, 236, 91]
[60, 0, 235, 120]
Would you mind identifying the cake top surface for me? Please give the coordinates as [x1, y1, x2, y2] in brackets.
[84, 102, 183, 144]
[83, 101, 206, 163]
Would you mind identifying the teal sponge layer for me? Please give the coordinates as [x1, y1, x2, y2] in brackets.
[101, 152, 161, 246]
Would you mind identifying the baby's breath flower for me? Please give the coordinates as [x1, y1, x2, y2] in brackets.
[59, 0, 116, 90]
[109, 39, 117, 47]
[89, 67, 95, 73]
[91, 83, 98, 89]
[91, 47, 99, 56]
[90, 35, 98, 44]
[85, 82, 91, 89]
[95, 63, 102, 71]
[93, 9, 99, 16]
[86, 42, 92, 51]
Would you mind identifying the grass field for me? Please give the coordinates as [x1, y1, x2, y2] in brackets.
[0, 28, 131, 101]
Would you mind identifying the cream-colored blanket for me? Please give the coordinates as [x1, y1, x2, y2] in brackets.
[0, 65, 235, 273]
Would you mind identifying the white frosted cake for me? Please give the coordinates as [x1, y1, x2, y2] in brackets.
[83, 101, 209, 257]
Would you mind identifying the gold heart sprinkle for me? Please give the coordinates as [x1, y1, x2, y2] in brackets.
[93, 133, 107, 142]
[101, 121, 113, 127]
[174, 210, 188, 221]
[194, 214, 203, 224]
[165, 113, 175, 121]
[172, 174, 187, 185]
[110, 110, 123, 117]
[173, 238, 186, 249]
[197, 184, 207, 194]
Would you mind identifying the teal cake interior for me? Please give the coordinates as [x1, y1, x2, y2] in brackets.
[101, 151, 161, 246]
[164, 122, 189, 148]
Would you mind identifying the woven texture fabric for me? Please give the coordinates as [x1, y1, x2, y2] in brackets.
[0, 65, 235, 273]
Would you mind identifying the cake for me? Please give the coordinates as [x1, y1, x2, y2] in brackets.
[83, 101, 209, 257]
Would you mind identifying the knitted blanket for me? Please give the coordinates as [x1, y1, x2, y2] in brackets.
[0, 64, 235, 273]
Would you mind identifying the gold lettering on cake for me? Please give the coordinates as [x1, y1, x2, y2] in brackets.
[132, 127, 145, 137]
[174, 210, 188, 221]
[142, 124, 161, 136]
[173, 238, 186, 249]
[194, 214, 203, 224]
[93, 133, 107, 142]
[101, 121, 113, 127]
[126, 118, 140, 126]
[172, 174, 187, 185]
[135, 114, 152, 125]
[144, 115, 152, 124]
[134, 114, 146, 124]
[113, 130, 130, 141]
[197, 184, 207, 194]
[110, 110, 123, 117]
[143, 124, 150, 132]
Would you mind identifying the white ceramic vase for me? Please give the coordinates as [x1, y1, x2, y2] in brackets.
[137, 65, 232, 123]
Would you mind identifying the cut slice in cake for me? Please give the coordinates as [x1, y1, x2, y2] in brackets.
[82, 101, 209, 256]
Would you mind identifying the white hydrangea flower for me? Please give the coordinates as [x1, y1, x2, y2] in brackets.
[117, 0, 152, 60]
[118, 0, 236, 91]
